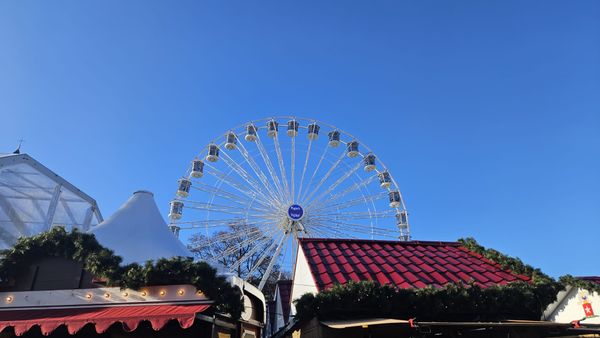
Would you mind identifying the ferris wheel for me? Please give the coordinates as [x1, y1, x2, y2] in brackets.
[168, 117, 410, 290]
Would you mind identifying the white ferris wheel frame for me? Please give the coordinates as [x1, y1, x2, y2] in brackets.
[169, 116, 410, 290]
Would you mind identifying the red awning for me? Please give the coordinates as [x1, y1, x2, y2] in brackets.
[0, 303, 211, 336]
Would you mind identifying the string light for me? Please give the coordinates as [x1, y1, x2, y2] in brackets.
[122, 292, 129, 298]
[5, 296, 13, 303]
[104, 293, 110, 299]
[159, 290, 166, 296]
[178, 289, 185, 296]
[85, 293, 92, 300]
[140, 291, 147, 297]
[196, 291, 204, 296]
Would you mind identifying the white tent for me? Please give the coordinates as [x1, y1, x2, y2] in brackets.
[89, 190, 192, 264]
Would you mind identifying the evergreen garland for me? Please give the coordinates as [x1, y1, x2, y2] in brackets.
[0, 228, 242, 319]
[457, 237, 555, 284]
[558, 275, 600, 295]
[294, 280, 558, 322]
[0, 227, 123, 282]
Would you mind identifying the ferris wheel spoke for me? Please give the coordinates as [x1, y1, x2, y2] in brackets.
[300, 145, 328, 202]
[309, 209, 396, 221]
[311, 227, 356, 239]
[187, 226, 266, 248]
[219, 228, 280, 258]
[184, 200, 274, 214]
[311, 191, 388, 213]
[316, 224, 397, 239]
[312, 219, 399, 237]
[197, 227, 274, 261]
[273, 133, 291, 202]
[219, 150, 281, 208]
[176, 216, 279, 231]
[176, 217, 251, 228]
[184, 206, 272, 219]
[305, 222, 358, 238]
[302, 151, 346, 205]
[228, 229, 281, 272]
[296, 137, 313, 203]
[305, 160, 363, 210]
[216, 224, 280, 255]
[191, 183, 262, 207]
[321, 174, 379, 207]
[236, 138, 286, 205]
[203, 165, 274, 209]
[254, 132, 288, 204]
[291, 135, 296, 203]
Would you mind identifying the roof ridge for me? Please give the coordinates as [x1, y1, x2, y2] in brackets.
[298, 237, 461, 246]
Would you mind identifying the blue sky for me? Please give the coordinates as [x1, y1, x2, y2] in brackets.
[0, 1, 598, 277]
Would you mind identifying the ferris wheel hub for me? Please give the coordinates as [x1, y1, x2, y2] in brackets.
[287, 204, 305, 221]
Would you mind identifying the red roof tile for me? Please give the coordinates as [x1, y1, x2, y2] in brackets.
[299, 238, 530, 291]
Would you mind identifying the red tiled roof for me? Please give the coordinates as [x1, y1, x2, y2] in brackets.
[299, 238, 530, 291]
[277, 280, 292, 323]
[578, 276, 600, 285]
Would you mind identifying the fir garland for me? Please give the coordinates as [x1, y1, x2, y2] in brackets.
[294, 280, 558, 322]
[457, 237, 555, 284]
[0, 228, 242, 319]
[558, 275, 600, 295]
[0, 227, 123, 282]
[116, 258, 243, 318]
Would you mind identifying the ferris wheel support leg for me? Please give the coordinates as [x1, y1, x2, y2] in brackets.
[258, 232, 289, 291]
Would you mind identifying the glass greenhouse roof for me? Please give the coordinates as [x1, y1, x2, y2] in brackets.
[0, 153, 102, 249]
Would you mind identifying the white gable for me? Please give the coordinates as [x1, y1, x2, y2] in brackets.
[289, 245, 318, 317]
[544, 286, 600, 324]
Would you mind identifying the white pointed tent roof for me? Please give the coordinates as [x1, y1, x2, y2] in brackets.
[90, 190, 192, 264]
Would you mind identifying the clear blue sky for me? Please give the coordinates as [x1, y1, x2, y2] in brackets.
[0, 1, 598, 277]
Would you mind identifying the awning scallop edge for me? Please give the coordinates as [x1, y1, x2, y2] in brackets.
[0, 304, 211, 336]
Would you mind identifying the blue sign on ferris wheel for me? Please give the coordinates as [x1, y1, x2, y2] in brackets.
[288, 204, 304, 221]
